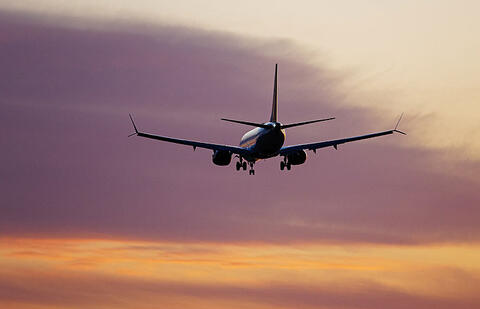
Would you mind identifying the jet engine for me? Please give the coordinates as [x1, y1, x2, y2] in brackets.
[286, 150, 307, 165]
[212, 150, 232, 166]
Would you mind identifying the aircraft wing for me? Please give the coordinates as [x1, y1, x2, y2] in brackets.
[279, 129, 404, 155]
[129, 115, 250, 156]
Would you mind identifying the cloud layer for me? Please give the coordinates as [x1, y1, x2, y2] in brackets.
[1, 11, 479, 245]
[2, 267, 479, 309]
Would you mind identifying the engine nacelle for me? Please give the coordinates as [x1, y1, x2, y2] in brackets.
[212, 150, 232, 166]
[287, 150, 307, 165]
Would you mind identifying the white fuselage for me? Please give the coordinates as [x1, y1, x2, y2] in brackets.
[239, 122, 286, 160]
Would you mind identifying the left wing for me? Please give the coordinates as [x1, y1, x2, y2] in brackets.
[129, 114, 250, 156]
[280, 115, 406, 155]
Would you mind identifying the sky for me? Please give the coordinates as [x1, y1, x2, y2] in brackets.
[0, 1, 479, 308]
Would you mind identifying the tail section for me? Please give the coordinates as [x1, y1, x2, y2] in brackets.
[270, 64, 278, 122]
[222, 64, 336, 130]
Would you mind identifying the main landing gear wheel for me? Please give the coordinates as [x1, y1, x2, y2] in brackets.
[235, 157, 247, 171]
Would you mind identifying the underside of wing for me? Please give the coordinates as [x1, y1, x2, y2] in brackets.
[279, 114, 406, 155]
[128, 114, 250, 156]
[279, 130, 399, 155]
[137, 132, 250, 156]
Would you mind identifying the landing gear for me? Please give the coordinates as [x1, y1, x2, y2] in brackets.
[280, 157, 291, 171]
[248, 162, 255, 175]
[235, 157, 248, 171]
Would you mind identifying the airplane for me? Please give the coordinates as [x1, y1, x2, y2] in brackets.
[128, 64, 405, 175]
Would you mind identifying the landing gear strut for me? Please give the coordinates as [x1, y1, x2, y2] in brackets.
[280, 157, 291, 171]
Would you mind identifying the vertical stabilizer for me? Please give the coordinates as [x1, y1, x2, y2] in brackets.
[270, 64, 278, 122]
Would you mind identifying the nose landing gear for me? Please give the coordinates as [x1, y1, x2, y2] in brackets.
[248, 162, 255, 175]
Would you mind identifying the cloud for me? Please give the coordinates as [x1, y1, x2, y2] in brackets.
[0, 11, 479, 245]
[1, 267, 479, 309]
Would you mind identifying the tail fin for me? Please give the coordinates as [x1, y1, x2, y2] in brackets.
[270, 64, 278, 122]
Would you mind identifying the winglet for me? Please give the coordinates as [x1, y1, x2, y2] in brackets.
[393, 113, 406, 135]
[128, 114, 139, 137]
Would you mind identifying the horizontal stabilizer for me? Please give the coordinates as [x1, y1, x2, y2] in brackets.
[221, 118, 271, 129]
[280, 117, 335, 129]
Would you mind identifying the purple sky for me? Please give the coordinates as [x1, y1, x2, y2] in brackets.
[1, 12, 479, 245]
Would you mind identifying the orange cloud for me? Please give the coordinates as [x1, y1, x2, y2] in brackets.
[1, 238, 480, 308]
[1, 266, 479, 309]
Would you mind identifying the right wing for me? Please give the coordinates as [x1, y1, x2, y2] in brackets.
[280, 115, 406, 155]
[279, 130, 402, 155]
[128, 114, 250, 156]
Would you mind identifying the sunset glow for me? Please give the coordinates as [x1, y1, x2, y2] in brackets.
[2, 238, 480, 308]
